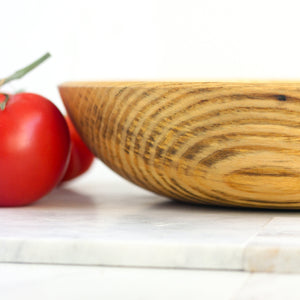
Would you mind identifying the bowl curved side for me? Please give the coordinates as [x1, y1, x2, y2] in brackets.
[59, 82, 300, 209]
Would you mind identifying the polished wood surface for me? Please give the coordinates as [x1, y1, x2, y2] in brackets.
[59, 81, 300, 208]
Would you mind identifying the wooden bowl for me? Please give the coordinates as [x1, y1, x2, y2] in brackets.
[59, 81, 300, 209]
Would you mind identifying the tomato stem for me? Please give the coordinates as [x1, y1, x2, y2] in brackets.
[0, 53, 51, 87]
[0, 94, 10, 111]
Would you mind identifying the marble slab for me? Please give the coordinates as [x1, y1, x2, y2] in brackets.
[3, 262, 300, 300]
[244, 217, 300, 273]
[1, 162, 300, 272]
[233, 272, 300, 300]
[0, 263, 248, 300]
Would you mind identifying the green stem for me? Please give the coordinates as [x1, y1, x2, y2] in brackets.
[0, 94, 10, 111]
[0, 53, 51, 87]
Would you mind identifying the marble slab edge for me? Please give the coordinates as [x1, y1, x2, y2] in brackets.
[0, 237, 245, 271]
[243, 217, 300, 273]
[2, 220, 300, 274]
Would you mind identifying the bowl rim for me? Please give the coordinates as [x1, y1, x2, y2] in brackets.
[59, 80, 300, 89]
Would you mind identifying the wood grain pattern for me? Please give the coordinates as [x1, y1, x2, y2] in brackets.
[59, 81, 300, 209]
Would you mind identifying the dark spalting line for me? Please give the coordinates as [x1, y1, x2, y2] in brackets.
[168, 146, 180, 156]
[106, 86, 134, 146]
[162, 117, 300, 164]
[141, 159, 207, 201]
[123, 158, 166, 195]
[135, 101, 292, 169]
[141, 92, 274, 125]
[142, 91, 151, 97]
[225, 93, 299, 102]
[157, 157, 240, 203]
[88, 88, 296, 195]
[235, 171, 300, 177]
[115, 86, 127, 97]
[209, 187, 300, 205]
[209, 189, 300, 206]
[131, 88, 201, 150]
[184, 87, 224, 94]
[181, 143, 209, 161]
[277, 95, 287, 101]
[110, 87, 138, 144]
[78, 88, 93, 137]
[96, 88, 119, 160]
[145, 134, 155, 143]
[228, 197, 300, 206]
[127, 93, 300, 174]
[180, 131, 300, 161]
[214, 131, 299, 139]
[143, 133, 300, 198]
[89, 118, 97, 150]
[176, 93, 295, 113]
[135, 169, 203, 202]
[119, 87, 179, 153]
[168, 177, 214, 202]
[110, 87, 140, 129]
[92, 103, 98, 115]
[200, 149, 238, 167]
[126, 171, 181, 199]
[146, 106, 300, 167]
[134, 87, 239, 152]
[192, 96, 299, 126]
[178, 93, 300, 110]
[107, 87, 147, 182]
[168, 177, 225, 203]
[199, 145, 300, 168]
[207, 189, 272, 206]
[176, 106, 300, 134]
[121, 97, 197, 192]
[211, 189, 244, 202]
[189, 185, 246, 205]
[209, 105, 300, 117]
[102, 90, 151, 183]
[194, 118, 300, 133]
[154, 145, 165, 159]
[163, 129, 300, 171]
[128, 141, 218, 202]
[126, 88, 199, 193]
[91, 90, 107, 124]
[101, 88, 124, 141]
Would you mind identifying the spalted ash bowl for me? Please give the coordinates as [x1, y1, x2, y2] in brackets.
[59, 81, 300, 209]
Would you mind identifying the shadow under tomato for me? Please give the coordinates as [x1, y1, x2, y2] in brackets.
[31, 186, 97, 209]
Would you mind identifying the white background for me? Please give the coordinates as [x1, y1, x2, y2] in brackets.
[2, 0, 300, 179]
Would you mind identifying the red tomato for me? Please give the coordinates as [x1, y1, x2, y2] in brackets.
[0, 93, 71, 206]
[60, 115, 94, 182]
